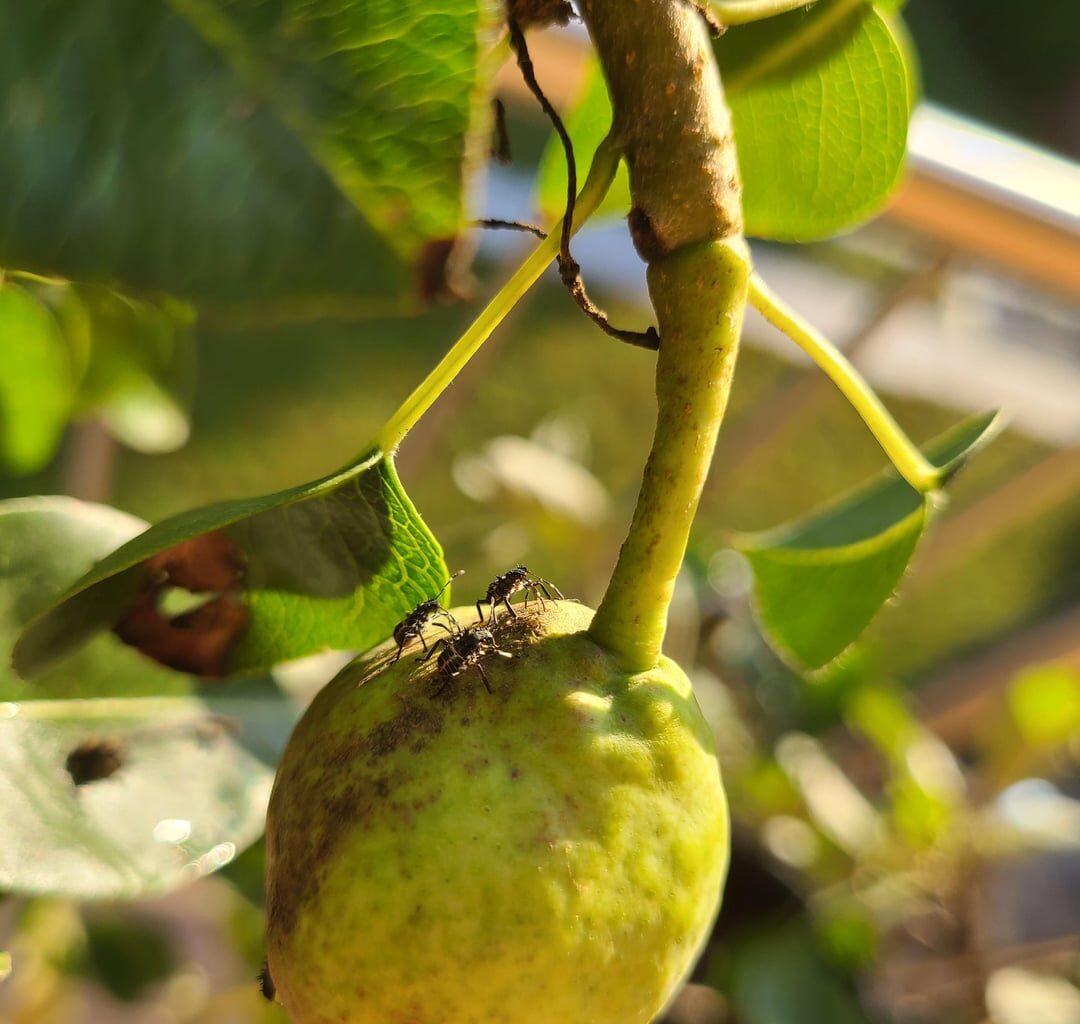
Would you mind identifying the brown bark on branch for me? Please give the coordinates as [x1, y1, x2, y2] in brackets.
[578, 0, 742, 258]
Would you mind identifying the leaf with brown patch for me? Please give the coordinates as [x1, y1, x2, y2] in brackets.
[15, 452, 448, 678]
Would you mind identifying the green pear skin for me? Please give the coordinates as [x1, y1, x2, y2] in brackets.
[265, 601, 729, 1023]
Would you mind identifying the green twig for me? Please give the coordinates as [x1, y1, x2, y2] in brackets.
[747, 272, 941, 492]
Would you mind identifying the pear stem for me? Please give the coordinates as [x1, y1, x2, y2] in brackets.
[579, 0, 747, 670]
[589, 240, 749, 670]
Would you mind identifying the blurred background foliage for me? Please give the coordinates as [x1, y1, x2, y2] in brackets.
[1, 0, 1078, 1022]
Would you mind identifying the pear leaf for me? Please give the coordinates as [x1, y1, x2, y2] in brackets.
[733, 413, 1001, 669]
[15, 453, 448, 679]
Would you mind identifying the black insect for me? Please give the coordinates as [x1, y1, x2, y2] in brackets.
[420, 625, 512, 694]
[391, 571, 463, 663]
[476, 566, 564, 624]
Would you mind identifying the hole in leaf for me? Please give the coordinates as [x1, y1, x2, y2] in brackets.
[66, 737, 125, 786]
[113, 532, 248, 677]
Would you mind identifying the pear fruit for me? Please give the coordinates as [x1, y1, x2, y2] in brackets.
[264, 601, 728, 1023]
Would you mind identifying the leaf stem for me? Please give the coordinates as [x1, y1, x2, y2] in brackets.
[747, 272, 941, 492]
[375, 138, 622, 454]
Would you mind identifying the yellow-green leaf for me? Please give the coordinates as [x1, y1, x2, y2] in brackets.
[1009, 663, 1080, 749]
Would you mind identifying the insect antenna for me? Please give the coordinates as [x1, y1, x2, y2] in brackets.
[435, 569, 465, 601]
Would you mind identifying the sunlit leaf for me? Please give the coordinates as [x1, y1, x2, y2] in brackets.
[539, 1, 914, 241]
[711, 1, 820, 26]
[15, 452, 448, 678]
[0, 0, 501, 302]
[174, 0, 503, 290]
[0, 284, 72, 475]
[845, 685, 917, 759]
[67, 285, 197, 453]
[889, 771, 952, 848]
[0, 686, 296, 899]
[733, 413, 1001, 670]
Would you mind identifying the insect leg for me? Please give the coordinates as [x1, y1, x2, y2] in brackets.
[419, 638, 446, 663]
[476, 663, 494, 694]
[537, 578, 563, 600]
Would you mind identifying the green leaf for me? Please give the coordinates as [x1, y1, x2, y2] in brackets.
[79, 914, 176, 1001]
[0, 284, 73, 475]
[0, 950, 10, 984]
[15, 452, 448, 679]
[0, 497, 192, 702]
[0, 685, 294, 898]
[716, 0, 914, 240]
[728, 922, 872, 1024]
[733, 413, 1000, 670]
[0, 497, 300, 899]
[173, 0, 503, 271]
[67, 285, 197, 454]
[0, 0, 499, 302]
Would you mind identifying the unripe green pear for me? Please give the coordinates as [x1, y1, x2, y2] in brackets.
[265, 601, 728, 1024]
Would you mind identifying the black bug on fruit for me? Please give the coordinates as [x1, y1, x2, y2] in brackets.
[476, 566, 564, 624]
[391, 571, 464, 663]
[419, 624, 512, 694]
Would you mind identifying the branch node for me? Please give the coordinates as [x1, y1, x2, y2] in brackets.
[679, 0, 726, 37]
